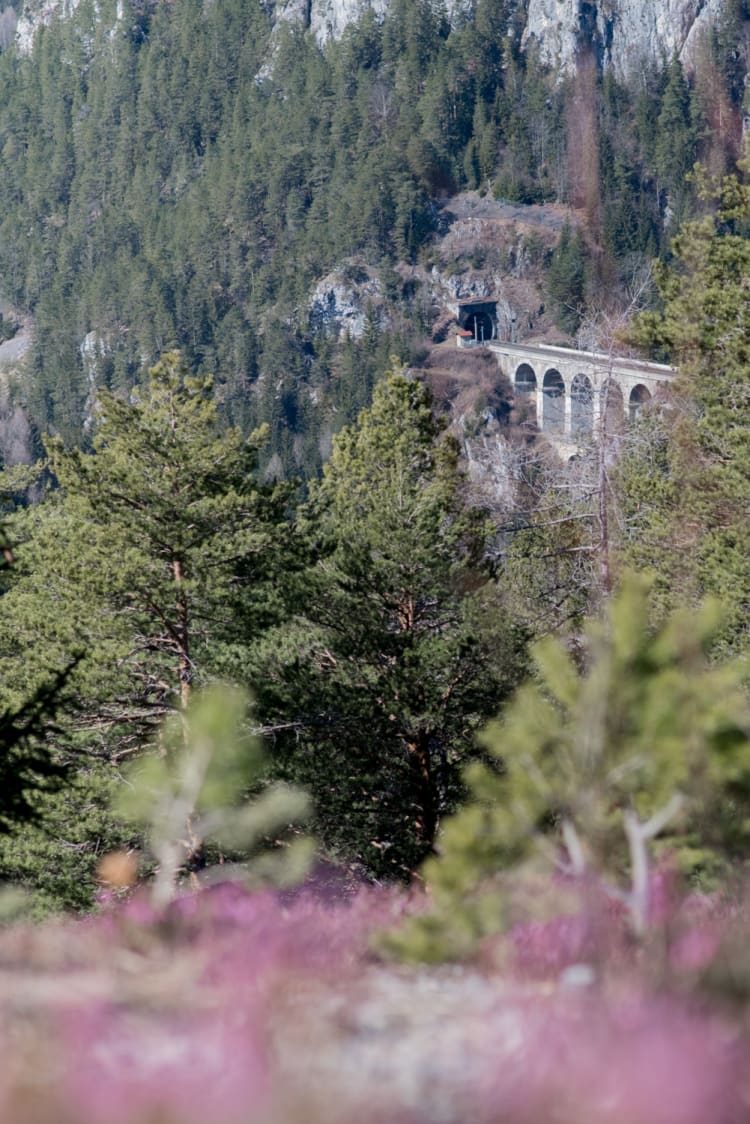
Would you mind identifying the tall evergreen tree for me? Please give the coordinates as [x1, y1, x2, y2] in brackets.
[624, 167, 750, 654]
[0, 352, 296, 909]
[654, 55, 697, 209]
[0, 350, 292, 750]
[547, 222, 587, 333]
[252, 364, 526, 878]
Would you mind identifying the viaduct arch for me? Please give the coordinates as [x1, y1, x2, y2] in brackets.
[488, 341, 673, 449]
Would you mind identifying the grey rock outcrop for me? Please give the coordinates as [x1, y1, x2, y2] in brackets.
[16, 0, 81, 53]
[523, 0, 727, 81]
[272, 0, 477, 46]
[80, 329, 111, 429]
[310, 0, 388, 43]
[269, 0, 730, 73]
[267, 0, 387, 48]
[0, 388, 33, 467]
[309, 262, 386, 338]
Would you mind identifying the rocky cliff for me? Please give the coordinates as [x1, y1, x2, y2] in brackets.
[15, 0, 81, 55]
[15, 0, 737, 78]
[271, 0, 389, 46]
[271, 0, 731, 79]
[522, 0, 728, 81]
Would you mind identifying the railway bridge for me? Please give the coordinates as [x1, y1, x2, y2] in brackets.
[487, 340, 674, 450]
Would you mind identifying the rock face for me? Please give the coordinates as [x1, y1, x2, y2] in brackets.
[310, 0, 388, 43]
[16, 0, 80, 53]
[308, 262, 386, 338]
[274, 0, 466, 44]
[409, 191, 560, 345]
[0, 389, 33, 467]
[283, 0, 730, 77]
[523, 0, 727, 81]
[270, 0, 730, 75]
[15, 0, 734, 80]
[264, 0, 734, 81]
[0, 316, 34, 466]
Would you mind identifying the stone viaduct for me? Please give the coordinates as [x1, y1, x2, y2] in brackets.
[487, 340, 674, 451]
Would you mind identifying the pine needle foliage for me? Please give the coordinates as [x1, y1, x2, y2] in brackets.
[115, 685, 312, 904]
[0, 353, 296, 909]
[624, 163, 750, 655]
[254, 363, 527, 879]
[390, 575, 750, 962]
[0, 351, 292, 746]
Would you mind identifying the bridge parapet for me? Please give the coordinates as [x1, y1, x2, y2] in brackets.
[488, 341, 674, 445]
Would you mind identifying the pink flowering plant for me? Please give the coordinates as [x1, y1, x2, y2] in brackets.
[0, 876, 743, 1123]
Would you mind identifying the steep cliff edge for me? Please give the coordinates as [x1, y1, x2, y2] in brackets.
[523, 0, 728, 81]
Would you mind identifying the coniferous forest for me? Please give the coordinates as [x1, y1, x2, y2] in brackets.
[0, 0, 744, 465]
[2, 0, 750, 1120]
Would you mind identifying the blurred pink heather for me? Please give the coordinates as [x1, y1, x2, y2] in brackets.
[476, 996, 745, 1124]
[49, 881, 413, 1124]
[62, 1003, 268, 1124]
[0, 877, 747, 1123]
[509, 911, 620, 977]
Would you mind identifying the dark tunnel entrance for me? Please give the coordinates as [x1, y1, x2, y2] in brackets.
[456, 299, 497, 344]
[464, 311, 494, 343]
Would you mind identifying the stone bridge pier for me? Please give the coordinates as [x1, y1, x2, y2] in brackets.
[488, 341, 674, 448]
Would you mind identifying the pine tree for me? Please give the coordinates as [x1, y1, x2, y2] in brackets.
[654, 56, 697, 208]
[626, 166, 750, 654]
[252, 364, 526, 878]
[390, 576, 750, 962]
[0, 350, 292, 750]
[0, 352, 296, 909]
[547, 222, 587, 334]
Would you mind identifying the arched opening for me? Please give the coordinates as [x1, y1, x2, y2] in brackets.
[600, 378, 625, 436]
[570, 373, 593, 437]
[542, 368, 565, 433]
[465, 310, 494, 342]
[629, 384, 651, 422]
[514, 363, 537, 393]
[514, 363, 537, 426]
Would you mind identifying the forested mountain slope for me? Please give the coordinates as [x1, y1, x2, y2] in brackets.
[0, 0, 746, 473]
